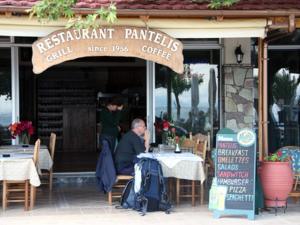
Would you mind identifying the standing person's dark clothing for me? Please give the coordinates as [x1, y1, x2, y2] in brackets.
[99, 107, 123, 151]
[114, 130, 146, 175]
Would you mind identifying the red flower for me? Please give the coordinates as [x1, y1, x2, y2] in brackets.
[8, 121, 35, 139]
[277, 151, 283, 158]
[162, 120, 170, 131]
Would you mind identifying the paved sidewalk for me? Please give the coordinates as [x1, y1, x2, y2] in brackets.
[1, 181, 299, 225]
[1, 204, 300, 225]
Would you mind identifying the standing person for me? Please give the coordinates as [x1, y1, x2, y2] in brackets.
[114, 118, 150, 175]
[99, 98, 124, 152]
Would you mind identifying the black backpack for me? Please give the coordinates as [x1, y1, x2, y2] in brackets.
[119, 158, 171, 215]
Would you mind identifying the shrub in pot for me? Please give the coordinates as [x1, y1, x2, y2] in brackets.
[259, 151, 293, 208]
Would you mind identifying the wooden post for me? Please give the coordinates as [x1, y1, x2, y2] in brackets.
[258, 38, 264, 161]
[258, 38, 269, 160]
[262, 40, 269, 156]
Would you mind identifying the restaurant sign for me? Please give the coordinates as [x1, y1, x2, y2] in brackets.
[32, 26, 184, 74]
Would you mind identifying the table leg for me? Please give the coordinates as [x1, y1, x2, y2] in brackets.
[176, 178, 180, 205]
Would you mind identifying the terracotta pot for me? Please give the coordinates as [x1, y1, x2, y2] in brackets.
[259, 161, 293, 207]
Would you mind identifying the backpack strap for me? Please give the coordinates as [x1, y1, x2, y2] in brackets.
[157, 162, 172, 213]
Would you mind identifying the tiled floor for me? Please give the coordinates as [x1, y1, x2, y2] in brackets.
[1, 178, 300, 225]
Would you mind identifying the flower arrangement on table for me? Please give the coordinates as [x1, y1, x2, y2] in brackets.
[154, 119, 185, 146]
[8, 120, 34, 145]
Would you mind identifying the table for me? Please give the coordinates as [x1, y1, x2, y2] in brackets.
[0, 158, 40, 186]
[0, 145, 53, 171]
[138, 152, 206, 183]
[0, 145, 53, 187]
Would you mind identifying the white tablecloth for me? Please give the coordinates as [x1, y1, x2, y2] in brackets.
[0, 158, 41, 186]
[138, 152, 206, 183]
[0, 145, 53, 170]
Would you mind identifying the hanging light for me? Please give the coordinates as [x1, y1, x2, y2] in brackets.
[235, 45, 244, 64]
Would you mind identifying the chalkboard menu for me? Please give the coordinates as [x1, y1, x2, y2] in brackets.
[209, 128, 256, 220]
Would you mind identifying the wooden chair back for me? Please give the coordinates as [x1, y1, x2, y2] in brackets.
[33, 139, 40, 165]
[180, 139, 198, 153]
[192, 133, 210, 160]
[49, 133, 56, 160]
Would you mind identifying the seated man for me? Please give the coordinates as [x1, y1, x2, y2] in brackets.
[114, 118, 150, 175]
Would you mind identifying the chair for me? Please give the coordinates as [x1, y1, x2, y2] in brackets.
[96, 138, 132, 205]
[176, 135, 208, 206]
[278, 146, 300, 191]
[41, 133, 56, 191]
[108, 174, 133, 205]
[30, 139, 40, 210]
[180, 138, 198, 153]
[193, 133, 211, 178]
[2, 139, 40, 211]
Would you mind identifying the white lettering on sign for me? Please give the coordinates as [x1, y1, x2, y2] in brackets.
[124, 28, 179, 52]
[141, 45, 171, 60]
[32, 27, 184, 74]
[46, 46, 72, 62]
[37, 28, 115, 54]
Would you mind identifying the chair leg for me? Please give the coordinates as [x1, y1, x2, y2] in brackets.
[294, 176, 299, 191]
[30, 185, 36, 210]
[2, 180, 7, 210]
[200, 182, 204, 205]
[192, 180, 195, 206]
[108, 191, 112, 205]
[176, 179, 180, 205]
[205, 164, 209, 186]
[24, 180, 29, 211]
[49, 170, 53, 191]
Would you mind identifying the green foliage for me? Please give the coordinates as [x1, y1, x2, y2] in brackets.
[27, 0, 117, 28]
[0, 72, 11, 100]
[208, 0, 239, 9]
[171, 72, 192, 98]
[264, 151, 289, 162]
[27, 0, 76, 22]
[170, 70, 203, 118]
[67, 4, 117, 29]
[272, 69, 300, 105]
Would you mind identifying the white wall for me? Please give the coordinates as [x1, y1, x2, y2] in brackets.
[224, 38, 251, 65]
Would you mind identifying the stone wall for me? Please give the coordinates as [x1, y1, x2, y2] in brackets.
[223, 65, 254, 131]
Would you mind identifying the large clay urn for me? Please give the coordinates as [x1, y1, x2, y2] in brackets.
[260, 161, 293, 207]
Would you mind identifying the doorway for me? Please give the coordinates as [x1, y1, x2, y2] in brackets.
[19, 47, 147, 172]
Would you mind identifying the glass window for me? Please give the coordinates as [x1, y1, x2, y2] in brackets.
[155, 49, 220, 143]
[0, 48, 12, 145]
[269, 29, 300, 45]
[268, 48, 300, 152]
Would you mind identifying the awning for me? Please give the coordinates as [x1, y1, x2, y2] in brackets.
[0, 17, 267, 38]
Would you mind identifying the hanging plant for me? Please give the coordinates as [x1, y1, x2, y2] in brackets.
[192, 0, 240, 9]
[26, 0, 117, 28]
[208, 0, 240, 9]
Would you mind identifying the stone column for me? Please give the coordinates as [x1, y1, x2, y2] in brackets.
[223, 64, 254, 131]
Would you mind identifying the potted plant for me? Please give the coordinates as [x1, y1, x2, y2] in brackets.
[259, 151, 293, 208]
